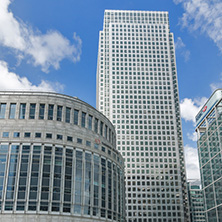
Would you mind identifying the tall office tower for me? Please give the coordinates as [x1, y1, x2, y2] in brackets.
[187, 180, 205, 222]
[196, 89, 222, 222]
[97, 10, 189, 222]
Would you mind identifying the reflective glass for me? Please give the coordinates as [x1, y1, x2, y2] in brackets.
[48, 104, 54, 120]
[57, 105, 63, 121]
[9, 103, 16, 119]
[29, 104, 36, 119]
[39, 104, 45, 120]
[74, 109, 79, 125]
[0, 103, 6, 119]
[65, 107, 71, 123]
[19, 104, 26, 119]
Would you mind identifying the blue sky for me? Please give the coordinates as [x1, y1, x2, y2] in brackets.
[1, 0, 222, 180]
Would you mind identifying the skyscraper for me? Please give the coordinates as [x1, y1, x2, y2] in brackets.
[195, 89, 222, 222]
[97, 10, 189, 222]
[187, 180, 205, 222]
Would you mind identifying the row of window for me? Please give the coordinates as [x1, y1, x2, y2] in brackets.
[0, 103, 115, 144]
[0, 144, 125, 221]
[0, 131, 121, 164]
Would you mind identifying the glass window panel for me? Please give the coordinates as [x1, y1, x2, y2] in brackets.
[0, 103, 6, 119]
[19, 104, 26, 119]
[39, 104, 45, 120]
[48, 104, 54, 120]
[94, 118, 98, 133]
[74, 109, 79, 125]
[2, 132, 9, 138]
[13, 132, 20, 138]
[88, 115, 93, 130]
[81, 112, 86, 127]
[65, 107, 71, 123]
[57, 106, 63, 121]
[29, 104, 36, 119]
[100, 121, 104, 136]
[75, 150, 83, 210]
[9, 103, 16, 119]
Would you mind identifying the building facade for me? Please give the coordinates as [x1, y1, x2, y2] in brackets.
[196, 89, 222, 222]
[0, 91, 125, 222]
[187, 180, 205, 222]
[96, 10, 189, 222]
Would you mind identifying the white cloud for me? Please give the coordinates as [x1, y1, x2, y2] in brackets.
[175, 37, 190, 61]
[175, 37, 185, 49]
[210, 72, 222, 92]
[184, 145, 200, 180]
[180, 97, 207, 122]
[0, 60, 63, 91]
[0, 0, 82, 72]
[187, 132, 197, 142]
[175, 0, 222, 54]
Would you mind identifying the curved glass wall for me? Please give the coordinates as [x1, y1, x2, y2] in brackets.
[0, 143, 125, 221]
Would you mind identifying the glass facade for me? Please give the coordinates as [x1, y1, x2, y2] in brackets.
[196, 90, 222, 222]
[0, 143, 125, 220]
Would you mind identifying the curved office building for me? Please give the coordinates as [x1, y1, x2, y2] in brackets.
[0, 91, 125, 222]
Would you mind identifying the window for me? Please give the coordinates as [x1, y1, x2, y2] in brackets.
[88, 115, 93, 130]
[39, 104, 45, 120]
[35, 133, 41, 138]
[57, 106, 63, 121]
[102, 146, 106, 152]
[9, 103, 16, 119]
[65, 107, 71, 123]
[94, 118, 98, 133]
[2, 132, 9, 138]
[0, 103, 6, 119]
[24, 132, 31, 138]
[29, 104, 36, 119]
[13, 132, 20, 138]
[19, 104, 26, 119]
[74, 109, 79, 125]
[48, 104, 54, 120]
[81, 112, 86, 127]
[67, 136, 73, 142]
[46, 133, 52, 139]
[86, 141, 91, 147]
[57, 134, 63, 140]
[100, 121, 104, 136]
[77, 138, 82, 144]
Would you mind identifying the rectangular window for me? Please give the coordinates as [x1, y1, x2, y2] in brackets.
[46, 133, 52, 139]
[19, 104, 26, 119]
[105, 125, 108, 139]
[29, 104, 36, 119]
[74, 109, 79, 125]
[100, 121, 104, 136]
[35, 133, 41, 138]
[88, 115, 93, 130]
[57, 134, 63, 140]
[48, 104, 54, 120]
[9, 103, 16, 119]
[24, 132, 31, 138]
[13, 132, 20, 138]
[77, 138, 82, 144]
[0, 103, 6, 119]
[86, 141, 91, 147]
[57, 106, 63, 121]
[39, 104, 45, 120]
[94, 118, 98, 133]
[81, 112, 86, 127]
[65, 107, 71, 123]
[67, 136, 73, 142]
[2, 132, 9, 138]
